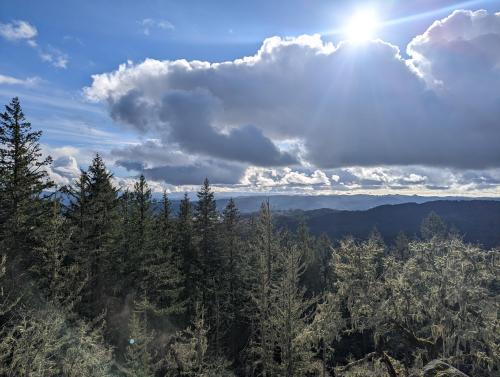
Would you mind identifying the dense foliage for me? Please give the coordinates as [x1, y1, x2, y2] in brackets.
[0, 98, 498, 376]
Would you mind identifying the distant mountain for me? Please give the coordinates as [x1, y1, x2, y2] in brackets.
[167, 194, 500, 214]
[274, 200, 500, 248]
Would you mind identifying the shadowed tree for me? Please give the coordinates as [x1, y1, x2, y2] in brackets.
[0, 97, 53, 272]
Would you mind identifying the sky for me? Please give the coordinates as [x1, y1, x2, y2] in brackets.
[1, 0, 500, 198]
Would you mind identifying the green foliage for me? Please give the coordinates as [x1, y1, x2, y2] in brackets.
[165, 304, 235, 377]
[0, 97, 53, 269]
[124, 303, 155, 377]
[0, 304, 113, 377]
[420, 211, 447, 240]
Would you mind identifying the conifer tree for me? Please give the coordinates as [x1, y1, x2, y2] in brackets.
[166, 303, 235, 377]
[195, 178, 225, 353]
[0, 97, 53, 269]
[176, 193, 198, 315]
[70, 154, 118, 318]
[124, 303, 155, 377]
[270, 244, 315, 377]
[126, 174, 154, 290]
[248, 200, 279, 377]
[195, 178, 218, 304]
[420, 211, 447, 240]
[220, 198, 245, 358]
[63, 171, 91, 261]
[137, 186, 185, 317]
[31, 199, 86, 307]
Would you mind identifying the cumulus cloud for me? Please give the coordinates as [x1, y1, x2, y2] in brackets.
[0, 20, 37, 41]
[83, 10, 500, 195]
[86, 10, 500, 171]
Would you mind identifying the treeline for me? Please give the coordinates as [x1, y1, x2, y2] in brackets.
[0, 97, 498, 376]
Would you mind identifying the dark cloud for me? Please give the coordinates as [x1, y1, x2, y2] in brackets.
[142, 161, 245, 185]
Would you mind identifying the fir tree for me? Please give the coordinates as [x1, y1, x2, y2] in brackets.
[31, 199, 86, 307]
[137, 185, 185, 317]
[248, 200, 279, 377]
[420, 211, 447, 240]
[270, 244, 315, 377]
[0, 97, 53, 270]
[176, 193, 198, 315]
[124, 302, 155, 377]
[73, 154, 119, 318]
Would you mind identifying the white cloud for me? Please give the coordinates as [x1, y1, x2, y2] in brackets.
[139, 18, 174, 35]
[39, 46, 69, 69]
[0, 20, 69, 69]
[0, 20, 37, 41]
[0, 74, 40, 86]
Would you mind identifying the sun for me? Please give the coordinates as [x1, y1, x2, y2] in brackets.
[345, 9, 379, 43]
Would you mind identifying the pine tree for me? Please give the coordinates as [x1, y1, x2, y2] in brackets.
[0, 97, 53, 270]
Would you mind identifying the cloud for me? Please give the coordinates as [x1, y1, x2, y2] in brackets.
[0, 20, 37, 41]
[39, 46, 69, 69]
[0, 74, 40, 86]
[139, 160, 245, 186]
[139, 18, 174, 35]
[112, 140, 246, 185]
[86, 10, 500, 171]
[241, 167, 331, 187]
[0, 20, 68, 68]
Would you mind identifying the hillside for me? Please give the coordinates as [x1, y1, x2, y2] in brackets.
[274, 200, 500, 247]
[165, 194, 500, 213]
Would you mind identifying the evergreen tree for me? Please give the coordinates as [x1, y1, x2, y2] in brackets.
[0, 97, 53, 270]
[127, 174, 154, 290]
[69, 154, 118, 318]
[220, 198, 245, 359]
[165, 303, 235, 377]
[195, 178, 224, 353]
[420, 211, 447, 240]
[248, 200, 279, 377]
[137, 186, 185, 317]
[31, 199, 86, 307]
[270, 244, 315, 377]
[195, 178, 218, 304]
[124, 303, 155, 377]
[63, 171, 91, 263]
[176, 193, 198, 315]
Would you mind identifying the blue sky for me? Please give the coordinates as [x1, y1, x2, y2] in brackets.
[1, 0, 500, 197]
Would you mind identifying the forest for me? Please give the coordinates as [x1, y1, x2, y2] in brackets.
[0, 97, 498, 376]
